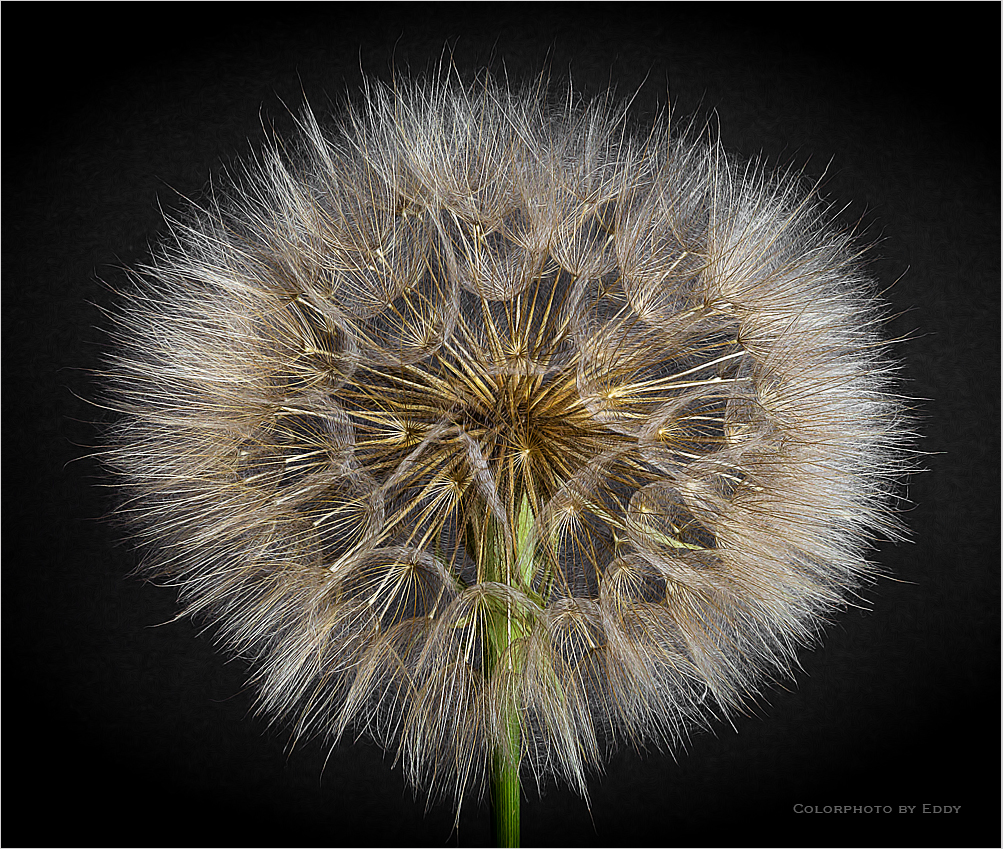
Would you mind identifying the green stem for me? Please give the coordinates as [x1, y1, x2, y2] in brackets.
[484, 524, 521, 848]
[491, 715, 521, 847]
[479, 494, 536, 847]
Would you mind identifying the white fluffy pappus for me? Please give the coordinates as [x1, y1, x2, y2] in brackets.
[104, 72, 910, 808]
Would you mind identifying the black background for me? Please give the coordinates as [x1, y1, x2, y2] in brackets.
[5, 4, 998, 848]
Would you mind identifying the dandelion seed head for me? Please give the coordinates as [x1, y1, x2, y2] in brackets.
[105, 71, 909, 805]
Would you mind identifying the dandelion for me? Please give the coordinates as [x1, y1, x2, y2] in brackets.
[105, 72, 908, 844]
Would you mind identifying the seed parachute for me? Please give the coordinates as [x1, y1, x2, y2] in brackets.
[105, 72, 909, 812]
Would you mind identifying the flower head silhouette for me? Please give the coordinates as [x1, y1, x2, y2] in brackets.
[106, 73, 907, 836]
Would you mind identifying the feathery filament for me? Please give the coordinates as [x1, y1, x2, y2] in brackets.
[106, 74, 908, 807]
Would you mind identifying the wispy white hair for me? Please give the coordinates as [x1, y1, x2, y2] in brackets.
[105, 71, 910, 806]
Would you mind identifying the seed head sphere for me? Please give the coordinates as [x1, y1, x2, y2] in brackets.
[106, 75, 907, 803]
